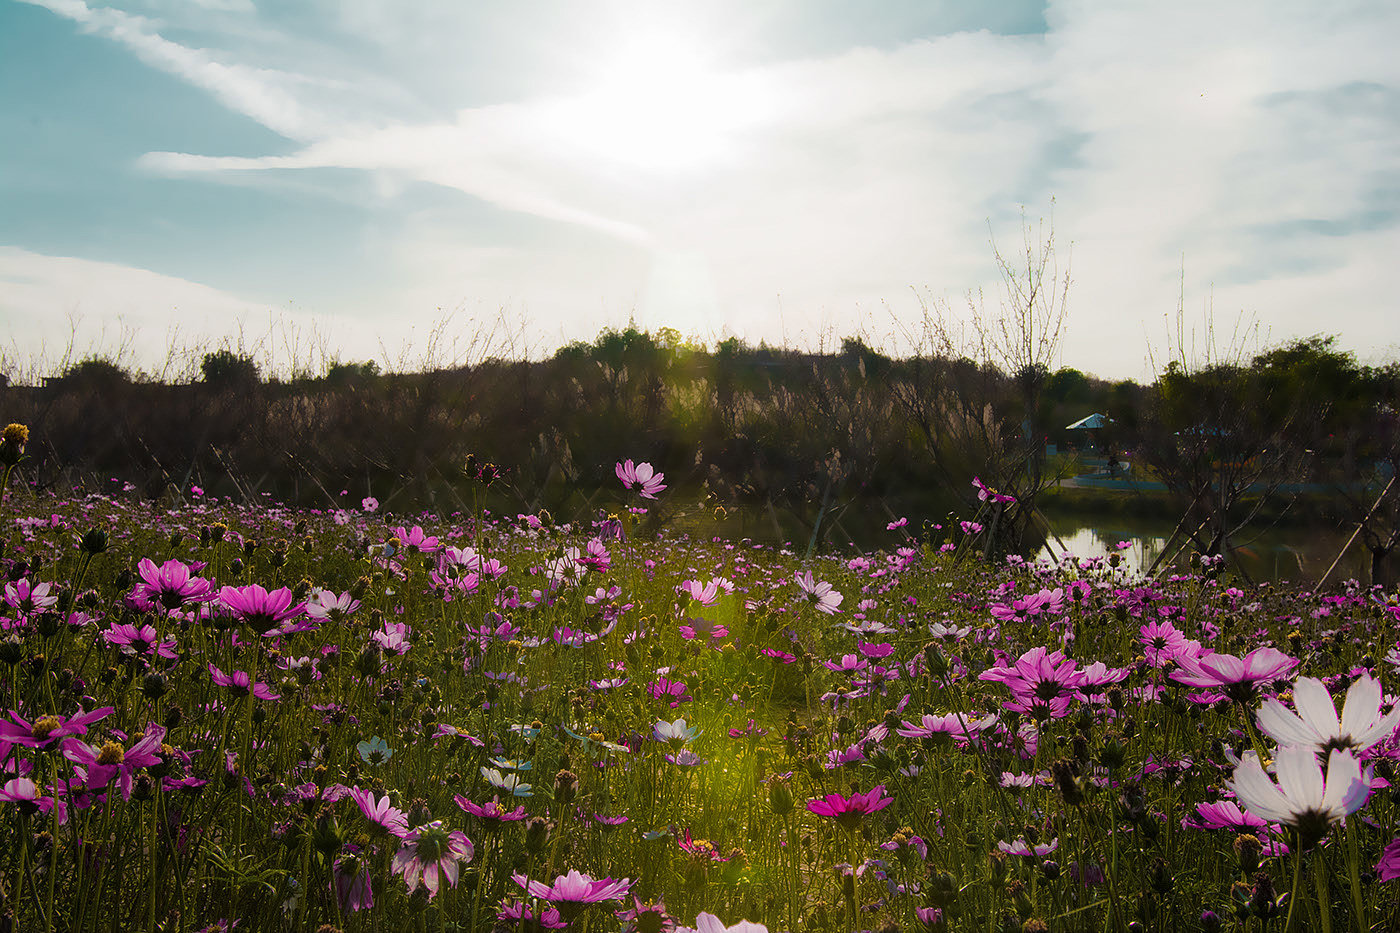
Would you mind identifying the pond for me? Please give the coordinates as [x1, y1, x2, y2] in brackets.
[1036, 505, 1368, 586]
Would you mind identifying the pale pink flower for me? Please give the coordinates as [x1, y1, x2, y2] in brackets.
[392, 821, 473, 898]
[616, 460, 666, 499]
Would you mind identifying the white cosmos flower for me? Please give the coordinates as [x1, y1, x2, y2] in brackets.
[653, 717, 701, 747]
[1228, 746, 1371, 846]
[1257, 674, 1400, 755]
[692, 912, 769, 933]
[480, 766, 533, 797]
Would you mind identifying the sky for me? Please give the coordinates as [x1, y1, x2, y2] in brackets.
[2, 0, 1398, 382]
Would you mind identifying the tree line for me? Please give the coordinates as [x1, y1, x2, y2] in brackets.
[2, 329, 1396, 585]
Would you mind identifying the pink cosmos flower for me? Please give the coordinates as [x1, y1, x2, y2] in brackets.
[219, 584, 308, 636]
[207, 664, 280, 701]
[1377, 838, 1400, 882]
[649, 677, 693, 707]
[63, 722, 165, 800]
[331, 845, 374, 913]
[1139, 619, 1189, 667]
[305, 589, 360, 623]
[1171, 647, 1298, 703]
[103, 622, 177, 659]
[794, 571, 842, 614]
[372, 622, 413, 656]
[896, 712, 998, 741]
[616, 460, 666, 499]
[0, 777, 66, 820]
[972, 476, 1015, 504]
[513, 869, 633, 921]
[678, 617, 728, 642]
[1191, 800, 1271, 832]
[0, 706, 114, 750]
[3, 579, 57, 615]
[979, 646, 1083, 720]
[806, 784, 893, 831]
[497, 900, 567, 929]
[350, 787, 409, 838]
[998, 837, 1058, 858]
[454, 794, 527, 829]
[392, 525, 440, 554]
[129, 558, 216, 612]
[392, 821, 473, 898]
[822, 654, 869, 673]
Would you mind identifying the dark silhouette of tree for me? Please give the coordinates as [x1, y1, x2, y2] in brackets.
[200, 350, 260, 388]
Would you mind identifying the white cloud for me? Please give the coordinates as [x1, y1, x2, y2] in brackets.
[14, 0, 1400, 380]
[19, 0, 355, 139]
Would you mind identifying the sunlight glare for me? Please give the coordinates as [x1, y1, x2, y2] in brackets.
[547, 28, 775, 174]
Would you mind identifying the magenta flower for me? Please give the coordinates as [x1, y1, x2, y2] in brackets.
[0, 706, 113, 750]
[649, 677, 693, 707]
[497, 900, 567, 929]
[3, 578, 57, 615]
[822, 654, 869, 673]
[678, 577, 731, 605]
[794, 571, 843, 614]
[305, 588, 361, 623]
[1171, 646, 1298, 703]
[678, 617, 728, 642]
[372, 622, 413, 656]
[392, 821, 474, 898]
[129, 558, 217, 612]
[219, 584, 308, 636]
[103, 622, 178, 659]
[351, 787, 409, 838]
[1191, 800, 1271, 832]
[514, 869, 633, 921]
[616, 460, 666, 499]
[1377, 838, 1400, 882]
[0, 777, 65, 820]
[63, 722, 165, 800]
[1139, 619, 1189, 667]
[806, 784, 893, 831]
[454, 794, 527, 830]
[207, 663, 280, 701]
[979, 646, 1083, 720]
[331, 846, 374, 913]
[896, 712, 997, 741]
[972, 476, 1015, 504]
[392, 525, 441, 554]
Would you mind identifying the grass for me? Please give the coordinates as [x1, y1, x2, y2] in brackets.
[0, 452, 1397, 932]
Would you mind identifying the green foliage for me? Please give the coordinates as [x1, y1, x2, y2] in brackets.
[201, 349, 260, 387]
[56, 355, 132, 389]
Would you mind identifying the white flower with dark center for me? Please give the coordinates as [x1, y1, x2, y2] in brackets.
[1257, 674, 1400, 756]
[1228, 745, 1372, 849]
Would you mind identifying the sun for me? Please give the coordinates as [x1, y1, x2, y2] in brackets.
[545, 27, 774, 174]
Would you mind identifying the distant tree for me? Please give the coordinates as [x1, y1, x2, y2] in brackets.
[55, 356, 132, 391]
[324, 360, 380, 384]
[1045, 367, 1090, 403]
[201, 350, 260, 388]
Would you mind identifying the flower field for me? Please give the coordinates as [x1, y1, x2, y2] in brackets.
[1, 447, 1399, 932]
